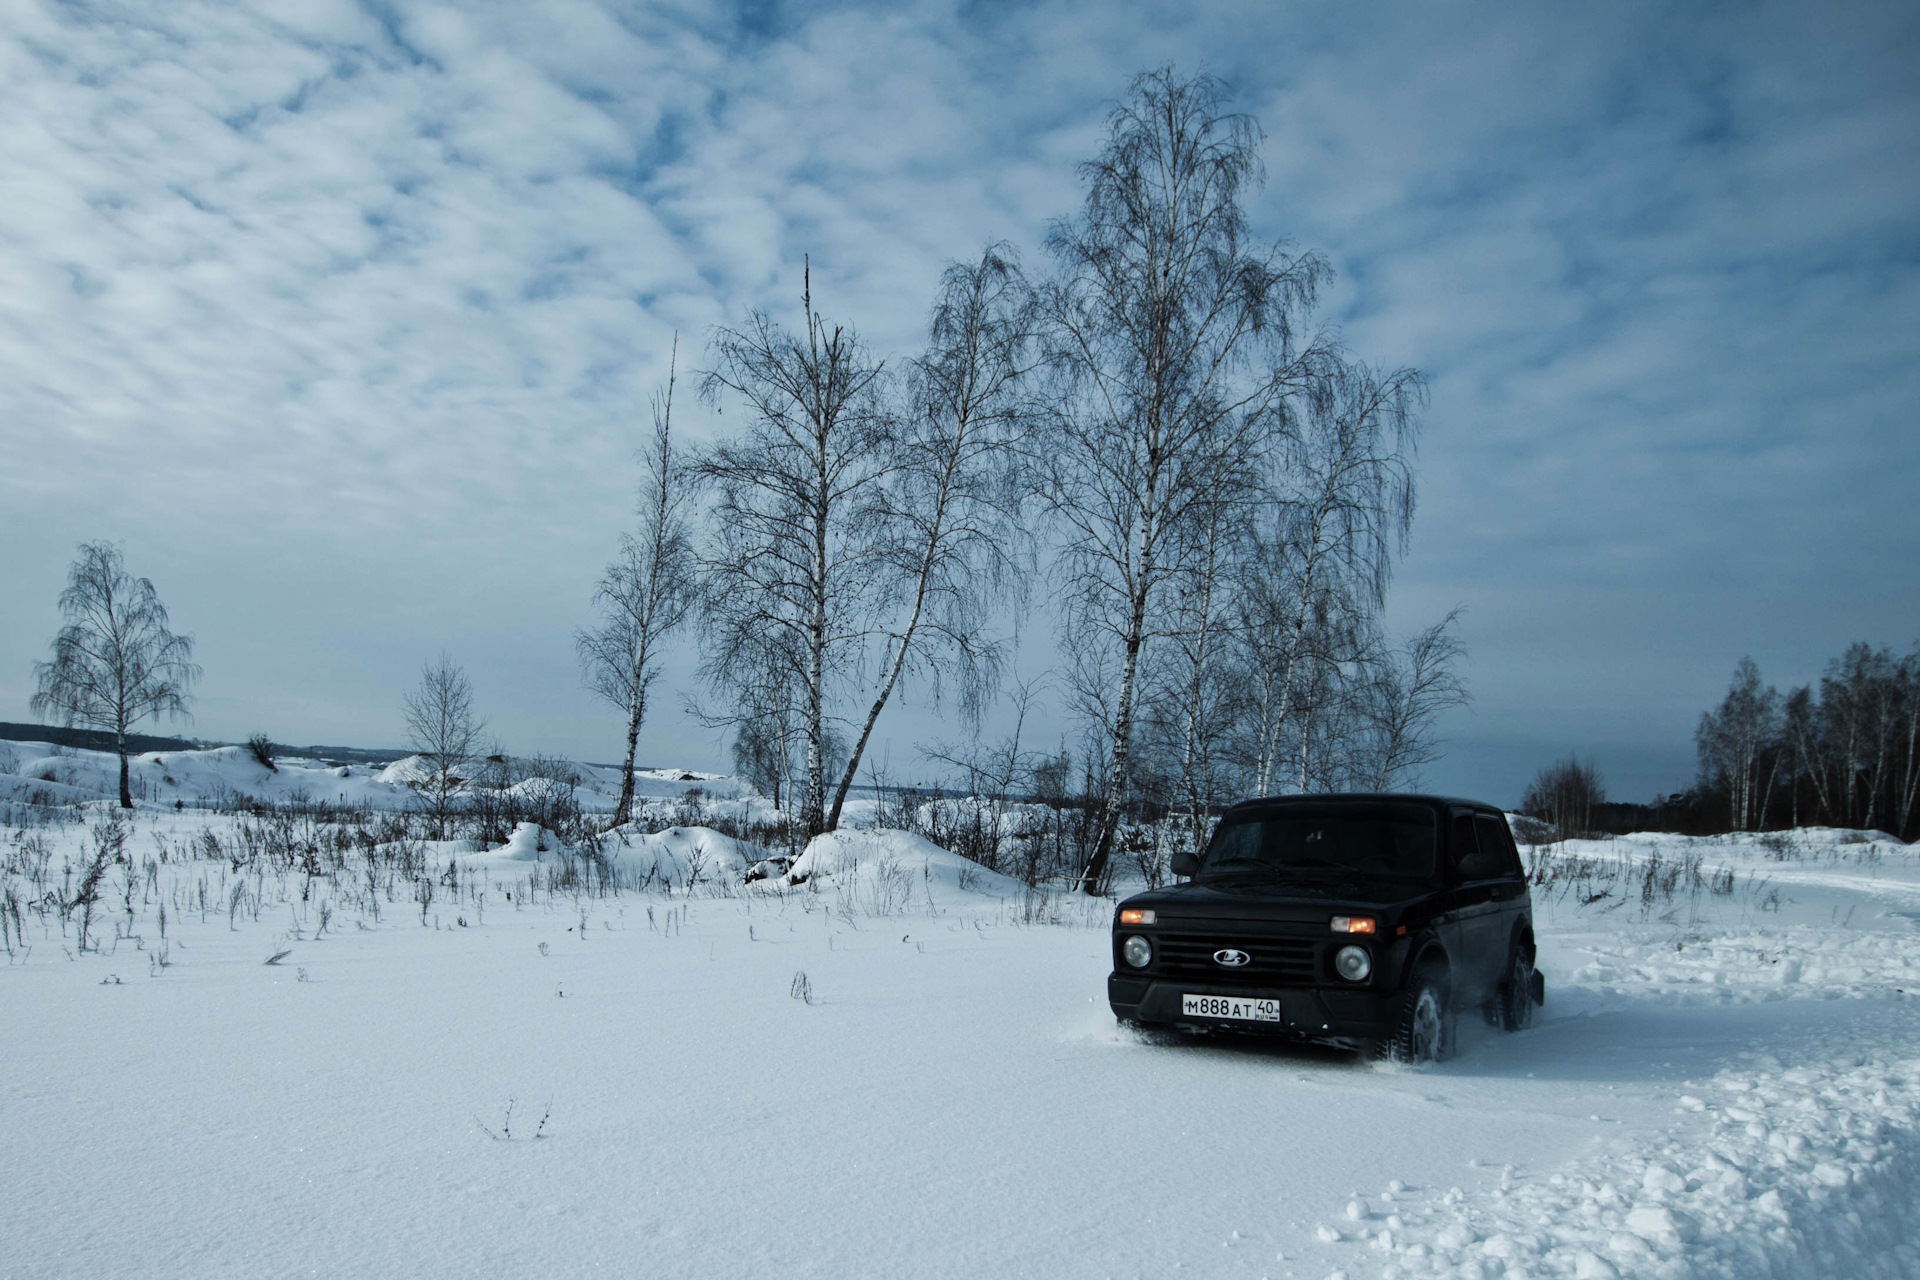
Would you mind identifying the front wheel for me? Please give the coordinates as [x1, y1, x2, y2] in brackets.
[1499, 948, 1537, 1033]
[1384, 964, 1450, 1063]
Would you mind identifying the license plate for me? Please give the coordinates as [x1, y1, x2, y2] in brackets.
[1182, 993, 1282, 1022]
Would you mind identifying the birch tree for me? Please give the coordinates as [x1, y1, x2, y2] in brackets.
[697, 263, 892, 838]
[30, 542, 200, 809]
[1233, 359, 1422, 795]
[1040, 68, 1329, 893]
[1771, 648, 1920, 838]
[1355, 611, 1469, 791]
[577, 337, 698, 825]
[1155, 486, 1253, 853]
[823, 245, 1038, 830]
[1696, 657, 1782, 832]
[1897, 645, 1920, 839]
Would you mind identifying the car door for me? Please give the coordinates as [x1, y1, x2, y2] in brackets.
[1474, 812, 1528, 961]
[1445, 808, 1506, 1002]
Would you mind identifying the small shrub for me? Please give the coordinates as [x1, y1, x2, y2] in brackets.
[247, 735, 278, 772]
[1509, 815, 1554, 846]
[70, 811, 128, 952]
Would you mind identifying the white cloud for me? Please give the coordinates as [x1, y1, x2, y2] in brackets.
[0, 0, 1914, 801]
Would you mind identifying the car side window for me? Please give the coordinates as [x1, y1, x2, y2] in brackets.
[1443, 817, 1505, 886]
[1474, 814, 1523, 880]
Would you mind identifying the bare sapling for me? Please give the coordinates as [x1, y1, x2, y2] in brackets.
[402, 654, 485, 841]
[578, 334, 698, 829]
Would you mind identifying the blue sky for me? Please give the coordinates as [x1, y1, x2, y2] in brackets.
[2, 0, 1916, 805]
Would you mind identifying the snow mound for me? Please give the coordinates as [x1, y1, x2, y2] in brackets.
[782, 828, 1022, 909]
[465, 822, 751, 893]
[490, 821, 551, 860]
[374, 755, 440, 787]
[599, 824, 757, 890]
[0, 771, 108, 806]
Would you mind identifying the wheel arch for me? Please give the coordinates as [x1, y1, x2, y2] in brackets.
[1402, 935, 1451, 990]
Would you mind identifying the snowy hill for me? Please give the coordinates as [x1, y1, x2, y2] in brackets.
[0, 737, 727, 817]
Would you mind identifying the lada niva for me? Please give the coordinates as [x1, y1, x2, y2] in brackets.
[1108, 795, 1544, 1061]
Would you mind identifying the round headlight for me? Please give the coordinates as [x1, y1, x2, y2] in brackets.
[1334, 944, 1372, 982]
[1122, 934, 1153, 968]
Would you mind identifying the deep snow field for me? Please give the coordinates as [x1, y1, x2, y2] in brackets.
[3, 743, 1920, 1279]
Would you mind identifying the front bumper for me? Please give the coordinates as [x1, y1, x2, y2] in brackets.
[1109, 972, 1400, 1043]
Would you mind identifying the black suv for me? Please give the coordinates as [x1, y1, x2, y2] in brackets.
[1108, 795, 1543, 1061]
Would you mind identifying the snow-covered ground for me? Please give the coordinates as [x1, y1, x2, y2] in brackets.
[3, 771, 1919, 1277]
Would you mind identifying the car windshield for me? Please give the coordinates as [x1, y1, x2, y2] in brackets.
[1198, 804, 1438, 882]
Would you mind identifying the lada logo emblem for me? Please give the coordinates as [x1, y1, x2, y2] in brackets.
[1213, 948, 1251, 967]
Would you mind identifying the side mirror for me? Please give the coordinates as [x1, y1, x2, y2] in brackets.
[1170, 850, 1198, 878]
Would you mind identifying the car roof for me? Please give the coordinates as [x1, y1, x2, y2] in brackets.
[1218, 793, 1506, 818]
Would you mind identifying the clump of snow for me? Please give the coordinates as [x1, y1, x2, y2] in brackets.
[1363, 1051, 1920, 1277]
[493, 821, 553, 861]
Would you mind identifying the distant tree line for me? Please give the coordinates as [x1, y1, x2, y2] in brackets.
[0, 721, 198, 758]
[1692, 645, 1920, 841]
[1521, 642, 1920, 842]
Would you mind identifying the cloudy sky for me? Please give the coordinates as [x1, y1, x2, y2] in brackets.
[3, 0, 1916, 804]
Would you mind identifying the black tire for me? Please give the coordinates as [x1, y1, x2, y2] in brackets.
[1498, 947, 1536, 1033]
[1386, 963, 1450, 1063]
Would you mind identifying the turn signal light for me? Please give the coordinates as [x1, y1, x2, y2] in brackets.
[1119, 908, 1156, 925]
[1330, 916, 1377, 934]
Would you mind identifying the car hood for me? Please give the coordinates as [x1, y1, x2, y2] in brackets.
[1120, 877, 1430, 924]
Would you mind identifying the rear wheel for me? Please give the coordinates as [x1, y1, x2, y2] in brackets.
[1498, 947, 1536, 1033]
[1385, 964, 1450, 1063]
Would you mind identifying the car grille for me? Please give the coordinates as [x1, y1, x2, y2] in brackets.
[1153, 932, 1318, 983]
